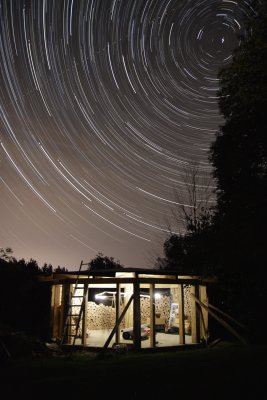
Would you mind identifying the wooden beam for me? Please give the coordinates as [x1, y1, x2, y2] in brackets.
[133, 281, 141, 351]
[149, 284, 156, 347]
[115, 283, 120, 344]
[199, 285, 209, 343]
[178, 284, 185, 345]
[203, 301, 247, 331]
[60, 283, 71, 344]
[41, 276, 202, 285]
[191, 294, 247, 345]
[50, 285, 56, 338]
[51, 285, 61, 338]
[191, 285, 200, 344]
[100, 294, 134, 354]
[82, 283, 88, 346]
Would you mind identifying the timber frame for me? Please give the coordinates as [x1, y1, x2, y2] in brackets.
[40, 267, 212, 351]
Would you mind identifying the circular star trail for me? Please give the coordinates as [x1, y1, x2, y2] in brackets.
[0, 0, 259, 269]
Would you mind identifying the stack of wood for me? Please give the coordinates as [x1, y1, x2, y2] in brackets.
[140, 297, 150, 323]
[155, 295, 171, 327]
[183, 285, 192, 320]
[140, 295, 171, 328]
[171, 285, 192, 319]
[86, 302, 117, 330]
[69, 292, 180, 334]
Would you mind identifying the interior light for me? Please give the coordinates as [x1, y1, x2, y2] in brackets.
[95, 291, 125, 300]
[95, 294, 107, 300]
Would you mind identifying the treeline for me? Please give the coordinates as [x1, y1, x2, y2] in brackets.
[0, 248, 67, 339]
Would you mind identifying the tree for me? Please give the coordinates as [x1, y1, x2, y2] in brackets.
[210, 3, 267, 238]
[171, 164, 215, 235]
[53, 265, 68, 273]
[208, 1, 267, 341]
[0, 256, 51, 339]
[0, 247, 15, 262]
[156, 164, 215, 275]
[41, 263, 68, 274]
[0, 250, 67, 339]
[88, 252, 124, 271]
[210, 1, 267, 271]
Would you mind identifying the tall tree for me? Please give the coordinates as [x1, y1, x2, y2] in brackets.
[209, 1, 267, 341]
[155, 164, 215, 275]
[211, 1, 267, 234]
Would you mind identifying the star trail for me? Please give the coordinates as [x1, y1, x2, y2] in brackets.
[0, 0, 259, 270]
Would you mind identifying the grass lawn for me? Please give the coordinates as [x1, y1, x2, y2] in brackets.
[1, 341, 267, 399]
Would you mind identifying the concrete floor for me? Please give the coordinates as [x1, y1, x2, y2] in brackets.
[76, 329, 192, 349]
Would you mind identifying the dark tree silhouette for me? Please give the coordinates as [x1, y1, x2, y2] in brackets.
[210, 2, 267, 240]
[157, 2, 267, 342]
[155, 164, 215, 275]
[0, 249, 68, 340]
[88, 252, 124, 271]
[208, 1, 267, 341]
[0, 247, 15, 262]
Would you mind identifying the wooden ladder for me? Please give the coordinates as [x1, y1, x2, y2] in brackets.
[60, 260, 89, 348]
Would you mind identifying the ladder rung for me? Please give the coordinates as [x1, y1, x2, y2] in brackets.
[68, 314, 80, 317]
[72, 295, 84, 298]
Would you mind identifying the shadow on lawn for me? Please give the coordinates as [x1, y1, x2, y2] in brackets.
[1, 330, 267, 400]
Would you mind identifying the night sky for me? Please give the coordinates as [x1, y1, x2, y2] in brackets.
[0, 0, 258, 270]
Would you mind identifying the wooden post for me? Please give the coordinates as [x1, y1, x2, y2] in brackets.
[124, 284, 133, 328]
[133, 280, 141, 351]
[61, 283, 71, 344]
[50, 285, 61, 338]
[149, 284, 156, 347]
[178, 284, 185, 345]
[199, 285, 208, 342]
[115, 283, 120, 344]
[191, 285, 200, 344]
[82, 283, 88, 346]
[50, 284, 55, 337]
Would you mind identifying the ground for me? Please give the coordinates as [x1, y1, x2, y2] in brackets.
[1, 340, 266, 399]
